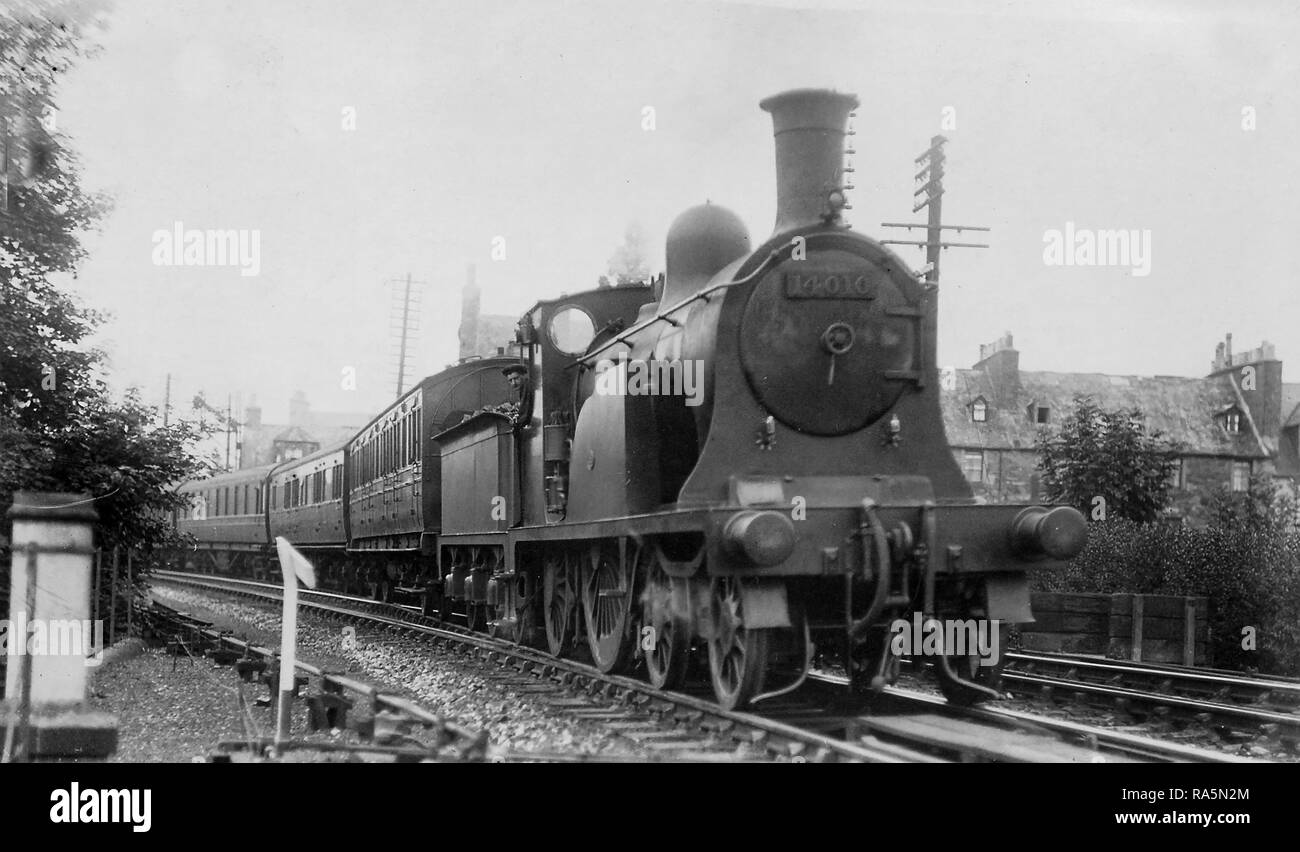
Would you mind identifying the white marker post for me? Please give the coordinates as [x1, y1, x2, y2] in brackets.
[274, 537, 316, 753]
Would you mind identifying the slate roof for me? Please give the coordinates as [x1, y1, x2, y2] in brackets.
[272, 425, 318, 444]
[942, 369, 1267, 458]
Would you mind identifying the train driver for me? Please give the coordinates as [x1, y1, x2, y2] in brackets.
[502, 363, 534, 432]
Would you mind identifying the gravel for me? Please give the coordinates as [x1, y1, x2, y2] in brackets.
[141, 584, 645, 761]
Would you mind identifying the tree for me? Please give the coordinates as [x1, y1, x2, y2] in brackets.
[605, 221, 650, 286]
[1207, 473, 1298, 535]
[2, 1, 211, 567]
[1036, 395, 1182, 523]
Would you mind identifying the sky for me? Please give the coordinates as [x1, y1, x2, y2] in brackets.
[35, 0, 1300, 425]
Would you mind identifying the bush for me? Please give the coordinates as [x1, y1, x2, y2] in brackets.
[1035, 493, 1300, 675]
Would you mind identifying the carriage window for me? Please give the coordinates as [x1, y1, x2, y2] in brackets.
[548, 306, 597, 356]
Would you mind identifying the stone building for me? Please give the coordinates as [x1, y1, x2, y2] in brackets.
[238, 391, 370, 469]
[458, 263, 519, 361]
[942, 332, 1299, 522]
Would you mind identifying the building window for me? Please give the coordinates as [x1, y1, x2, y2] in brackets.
[1231, 462, 1250, 492]
[961, 450, 984, 482]
[1035, 406, 1050, 425]
[1225, 411, 1241, 434]
[1167, 458, 1184, 490]
[971, 398, 987, 423]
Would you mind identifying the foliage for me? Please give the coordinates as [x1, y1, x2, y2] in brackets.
[1036, 395, 1182, 523]
[605, 221, 650, 286]
[1035, 477, 1300, 675]
[2, 3, 212, 618]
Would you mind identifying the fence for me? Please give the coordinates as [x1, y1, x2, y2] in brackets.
[1021, 591, 1210, 666]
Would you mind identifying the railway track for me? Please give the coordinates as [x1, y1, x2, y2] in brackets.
[144, 601, 490, 762]
[997, 650, 1300, 750]
[150, 571, 1256, 763]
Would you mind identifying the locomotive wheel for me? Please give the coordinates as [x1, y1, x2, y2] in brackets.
[543, 552, 578, 657]
[707, 577, 770, 710]
[640, 543, 689, 690]
[582, 542, 635, 674]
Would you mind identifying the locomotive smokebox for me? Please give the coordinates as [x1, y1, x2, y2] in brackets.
[760, 88, 859, 235]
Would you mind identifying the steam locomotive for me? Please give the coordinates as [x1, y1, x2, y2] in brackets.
[176, 88, 1087, 709]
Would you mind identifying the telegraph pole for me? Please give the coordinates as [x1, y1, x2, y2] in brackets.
[225, 394, 233, 470]
[880, 135, 989, 284]
[389, 273, 424, 397]
[163, 373, 171, 426]
[396, 273, 412, 396]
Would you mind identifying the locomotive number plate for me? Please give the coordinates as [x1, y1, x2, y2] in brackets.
[784, 270, 877, 299]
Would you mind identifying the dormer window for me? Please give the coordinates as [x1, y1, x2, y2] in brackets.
[970, 397, 988, 423]
[1217, 406, 1243, 434]
[1034, 405, 1050, 425]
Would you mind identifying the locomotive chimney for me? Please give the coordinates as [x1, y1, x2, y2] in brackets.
[760, 88, 859, 235]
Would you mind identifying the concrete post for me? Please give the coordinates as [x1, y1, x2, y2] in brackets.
[2, 492, 117, 758]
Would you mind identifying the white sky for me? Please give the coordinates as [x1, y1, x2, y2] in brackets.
[44, 0, 1300, 424]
